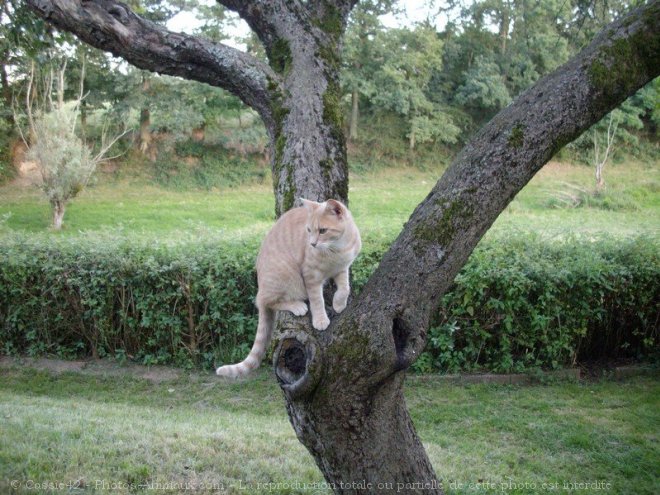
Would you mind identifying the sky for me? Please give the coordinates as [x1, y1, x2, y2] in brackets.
[167, 1, 448, 50]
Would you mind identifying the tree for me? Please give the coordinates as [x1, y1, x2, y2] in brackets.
[592, 105, 644, 191]
[342, 0, 397, 141]
[370, 26, 461, 150]
[20, 60, 124, 229]
[25, 0, 659, 491]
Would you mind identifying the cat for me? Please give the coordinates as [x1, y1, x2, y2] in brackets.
[216, 198, 361, 378]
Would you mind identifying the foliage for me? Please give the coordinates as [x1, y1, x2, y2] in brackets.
[368, 26, 461, 148]
[26, 102, 96, 207]
[415, 235, 659, 373]
[153, 139, 268, 190]
[1, 0, 658, 171]
[0, 234, 656, 372]
[0, 234, 259, 370]
[0, 117, 13, 183]
[454, 55, 511, 112]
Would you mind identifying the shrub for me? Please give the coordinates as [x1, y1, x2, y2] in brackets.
[154, 141, 267, 190]
[0, 233, 657, 372]
[0, 234, 258, 369]
[415, 235, 659, 373]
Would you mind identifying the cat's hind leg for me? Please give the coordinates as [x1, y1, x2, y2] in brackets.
[272, 301, 308, 316]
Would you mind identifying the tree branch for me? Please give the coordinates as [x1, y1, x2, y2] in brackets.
[25, 0, 281, 133]
[328, 0, 660, 383]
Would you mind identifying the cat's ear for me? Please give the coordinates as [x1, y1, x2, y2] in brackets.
[300, 198, 318, 211]
[325, 199, 345, 219]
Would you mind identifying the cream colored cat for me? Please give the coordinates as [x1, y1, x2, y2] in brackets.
[216, 198, 361, 378]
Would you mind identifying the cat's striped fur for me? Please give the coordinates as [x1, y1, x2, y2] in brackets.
[216, 199, 361, 378]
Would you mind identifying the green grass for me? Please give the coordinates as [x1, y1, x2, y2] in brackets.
[1, 161, 658, 244]
[0, 365, 658, 494]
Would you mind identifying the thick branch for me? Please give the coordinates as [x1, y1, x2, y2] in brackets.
[26, 0, 280, 133]
[333, 0, 660, 380]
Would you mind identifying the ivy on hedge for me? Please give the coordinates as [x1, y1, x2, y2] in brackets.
[0, 233, 657, 372]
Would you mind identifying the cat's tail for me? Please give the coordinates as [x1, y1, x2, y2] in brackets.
[216, 305, 275, 379]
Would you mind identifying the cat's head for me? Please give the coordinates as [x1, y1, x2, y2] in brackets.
[300, 198, 350, 250]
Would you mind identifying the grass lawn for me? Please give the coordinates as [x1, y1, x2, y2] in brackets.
[0, 161, 658, 244]
[0, 364, 658, 494]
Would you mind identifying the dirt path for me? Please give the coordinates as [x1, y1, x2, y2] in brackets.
[0, 356, 182, 383]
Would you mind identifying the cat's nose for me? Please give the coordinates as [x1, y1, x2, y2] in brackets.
[311, 242, 317, 247]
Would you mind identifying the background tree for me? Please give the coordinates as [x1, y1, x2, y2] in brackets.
[20, 60, 125, 229]
[571, 98, 645, 191]
[371, 25, 461, 150]
[24, 0, 660, 491]
[341, 0, 397, 141]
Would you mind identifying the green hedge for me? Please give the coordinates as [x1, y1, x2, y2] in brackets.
[412, 236, 659, 373]
[0, 235, 259, 369]
[0, 233, 657, 372]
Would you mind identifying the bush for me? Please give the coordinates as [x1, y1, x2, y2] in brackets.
[153, 141, 268, 190]
[414, 235, 659, 373]
[0, 234, 258, 369]
[0, 233, 657, 372]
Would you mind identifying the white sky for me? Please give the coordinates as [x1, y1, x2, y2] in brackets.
[167, 1, 448, 50]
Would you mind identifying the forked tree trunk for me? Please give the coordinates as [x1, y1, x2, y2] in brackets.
[25, 0, 660, 493]
[270, 3, 658, 492]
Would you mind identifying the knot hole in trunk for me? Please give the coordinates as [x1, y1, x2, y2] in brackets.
[392, 315, 425, 371]
[274, 331, 323, 399]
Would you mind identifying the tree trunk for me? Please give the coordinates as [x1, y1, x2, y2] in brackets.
[139, 107, 151, 155]
[24, 1, 660, 493]
[1, 53, 13, 126]
[349, 87, 359, 141]
[139, 75, 152, 155]
[275, 323, 440, 492]
[499, 6, 510, 54]
[51, 200, 65, 230]
[80, 100, 87, 138]
[266, 11, 349, 216]
[595, 161, 605, 192]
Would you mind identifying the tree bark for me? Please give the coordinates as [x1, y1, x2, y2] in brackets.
[217, 0, 352, 214]
[25, 0, 660, 493]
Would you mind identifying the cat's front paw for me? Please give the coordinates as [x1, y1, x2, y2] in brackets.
[312, 313, 330, 331]
[332, 292, 348, 313]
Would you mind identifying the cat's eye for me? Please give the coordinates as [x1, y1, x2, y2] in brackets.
[319, 228, 328, 234]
